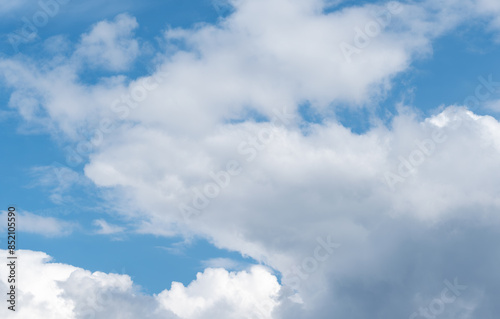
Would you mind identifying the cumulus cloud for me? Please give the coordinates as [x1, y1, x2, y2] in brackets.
[75, 13, 140, 71]
[82, 105, 500, 317]
[0, 250, 281, 319]
[157, 266, 281, 319]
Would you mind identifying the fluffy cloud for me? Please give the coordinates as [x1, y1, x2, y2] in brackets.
[79, 99, 500, 317]
[1, 0, 495, 139]
[157, 266, 280, 318]
[75, 13, 140, 71]
[0, 0, 449, 137]
[0, 250, 281, 319]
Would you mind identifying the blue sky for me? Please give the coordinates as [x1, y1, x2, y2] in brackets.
[2, 0, 500, 318]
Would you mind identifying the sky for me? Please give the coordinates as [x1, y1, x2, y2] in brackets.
[1, 0, 500, 318]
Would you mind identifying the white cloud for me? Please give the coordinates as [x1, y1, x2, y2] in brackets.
[0, 250, 281, 319]
[0, 210, 76, 237]
[476, 0, 500, 33]
[75, 13, 140, 71]
[158, 266, 281, 319]
[0, 57, 125, 139]
[29, 165, 88, 204]
[1, 0, 495, 140]
[0, 0, 456, 138]
[92, 219, 126, 235]
[83, 106, 500, 317]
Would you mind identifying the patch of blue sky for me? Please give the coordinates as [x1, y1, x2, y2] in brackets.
[324, 0, 384, 13]
[0, 119, 66, 206]
[408, 25, 500, 118]
[333, 22, 500, 134]
[0, 0, 225, 59]
[225, 107, 270, 124]
[298, 102, 324, 125]
[18, 231, 259, 294]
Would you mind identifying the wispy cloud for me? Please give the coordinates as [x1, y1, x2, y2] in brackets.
[29, 164, 88, 204]
[92, 219, 126, 235]
[0, 210, 77, 237]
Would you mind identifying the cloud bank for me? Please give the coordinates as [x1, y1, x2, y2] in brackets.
[0, 250, 280, 319]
